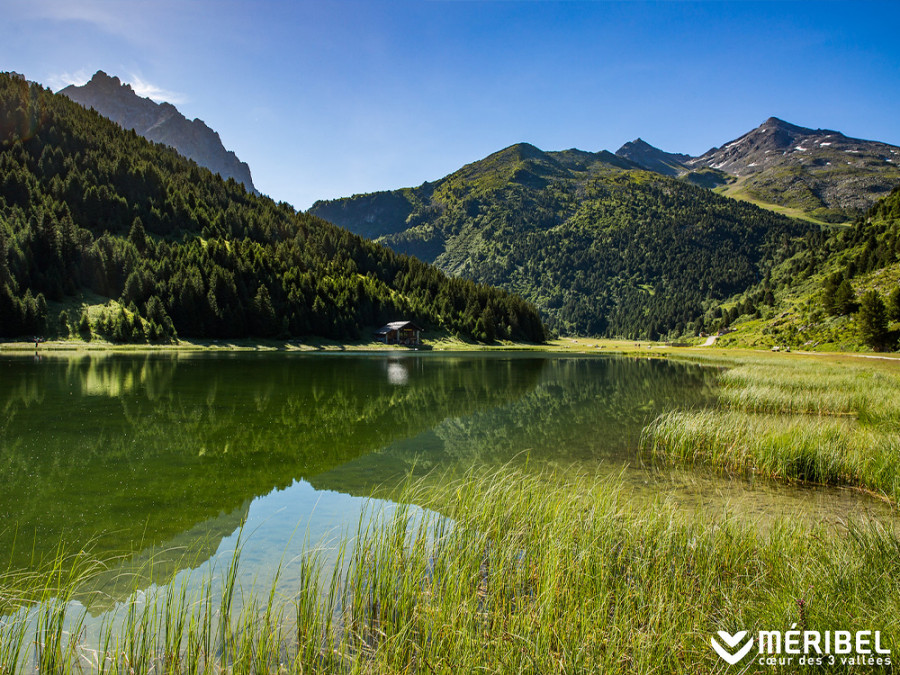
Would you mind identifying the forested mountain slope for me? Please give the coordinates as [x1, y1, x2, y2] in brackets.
[712, 185, 900, 351]
[0, 73, 545, 343]
[311, 143, 813, 338]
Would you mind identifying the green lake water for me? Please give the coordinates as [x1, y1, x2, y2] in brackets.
[0, 352, 895, 615]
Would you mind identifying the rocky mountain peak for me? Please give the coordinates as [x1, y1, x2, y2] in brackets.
[90, 70, 123, 89]
[615, 138, 690, 176]
[624, 138, 653, 150]
[687, 117, 879, 178]
[679, 117, 900, 221]
[60, 71, 257, 194]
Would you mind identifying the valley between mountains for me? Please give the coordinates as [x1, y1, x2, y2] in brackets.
[2, 70, 900, 352]
[311, 119, 900, 348]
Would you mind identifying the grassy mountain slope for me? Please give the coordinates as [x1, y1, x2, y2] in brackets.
[0, 73, 545, 343]
[311, 143, 813, 338]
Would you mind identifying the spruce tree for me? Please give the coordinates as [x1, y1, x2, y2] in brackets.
[888, 286, 900, 322]
[833, 278, 856, 315]
[857, 290, 889, 350]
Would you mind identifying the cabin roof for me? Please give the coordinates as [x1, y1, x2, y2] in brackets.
[374, 320, 424, 334]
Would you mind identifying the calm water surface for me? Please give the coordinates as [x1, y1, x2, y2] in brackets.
[0, 352, 894, 615]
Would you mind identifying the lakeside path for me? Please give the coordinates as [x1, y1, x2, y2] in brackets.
[0, 335, 670, 354]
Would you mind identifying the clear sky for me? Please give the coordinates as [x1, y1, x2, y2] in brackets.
[3, 0, 899, 210]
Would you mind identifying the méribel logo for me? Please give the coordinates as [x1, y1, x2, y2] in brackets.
[712, 630, 755, 665]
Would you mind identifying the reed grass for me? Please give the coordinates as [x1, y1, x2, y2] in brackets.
[645, 354, 900, 501]
[1, 469, 899, 673]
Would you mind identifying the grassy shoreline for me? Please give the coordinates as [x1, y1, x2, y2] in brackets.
[5, 332, 899, 358]
[2, 470, 899, 674]
[0, 334, 673, 354]
[644, 353, 900, 504]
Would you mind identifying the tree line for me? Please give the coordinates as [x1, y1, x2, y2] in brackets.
[0, 73, 545, 343]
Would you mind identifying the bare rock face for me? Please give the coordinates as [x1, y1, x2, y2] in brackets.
[60, 71, 257, 194]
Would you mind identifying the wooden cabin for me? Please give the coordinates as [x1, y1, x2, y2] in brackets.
[374, 321, 423, 346]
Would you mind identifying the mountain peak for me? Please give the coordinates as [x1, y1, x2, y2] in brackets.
[499, 142, 548, 160]
[615, 138, 689, 176]
[90, 70, 116, 84]
[61, 72, 257, 194]
[756, 116, 818, 136]
[86, 70, 129, 92]
[626, 138, 653, 149]
[452, 142, 567, 187]
[463, 142, 555, 172]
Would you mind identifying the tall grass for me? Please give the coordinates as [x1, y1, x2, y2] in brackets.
[717, 360, 900, 427]
[0, 547, 106, 675]
[646, 409, 900, 499]
[645, 354, 900, 502]
[2, 469, 899, 673]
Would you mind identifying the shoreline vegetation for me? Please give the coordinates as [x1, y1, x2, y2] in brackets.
[0, 335, 683, 355]
[643, 353, 900, 504]
[2, 470, 899, 674]
[4, 333, 900, 357]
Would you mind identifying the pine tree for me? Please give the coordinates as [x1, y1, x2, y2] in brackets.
[252, 285, 277, 337]
[833, 279, 856, 316]
[888, 286, 900, 322]
[857, 290, 889, 350]
[57, 310, 70, 336]
[78, 309, 91, 339]
[128, 217, 147, 253]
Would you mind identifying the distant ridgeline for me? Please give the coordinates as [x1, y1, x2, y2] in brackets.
[0, 73, 545, 342]
[311, 143, 815, 338]
[616, 118, 900, 225]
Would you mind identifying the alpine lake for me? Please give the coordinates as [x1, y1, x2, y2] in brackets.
[0, 351, 895, 622]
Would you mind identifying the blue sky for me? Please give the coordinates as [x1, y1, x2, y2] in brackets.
[3, 0, 899, 209]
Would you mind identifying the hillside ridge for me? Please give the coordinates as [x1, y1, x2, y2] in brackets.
[0, 73, 545, 344]
[310, 138, 813, 338]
